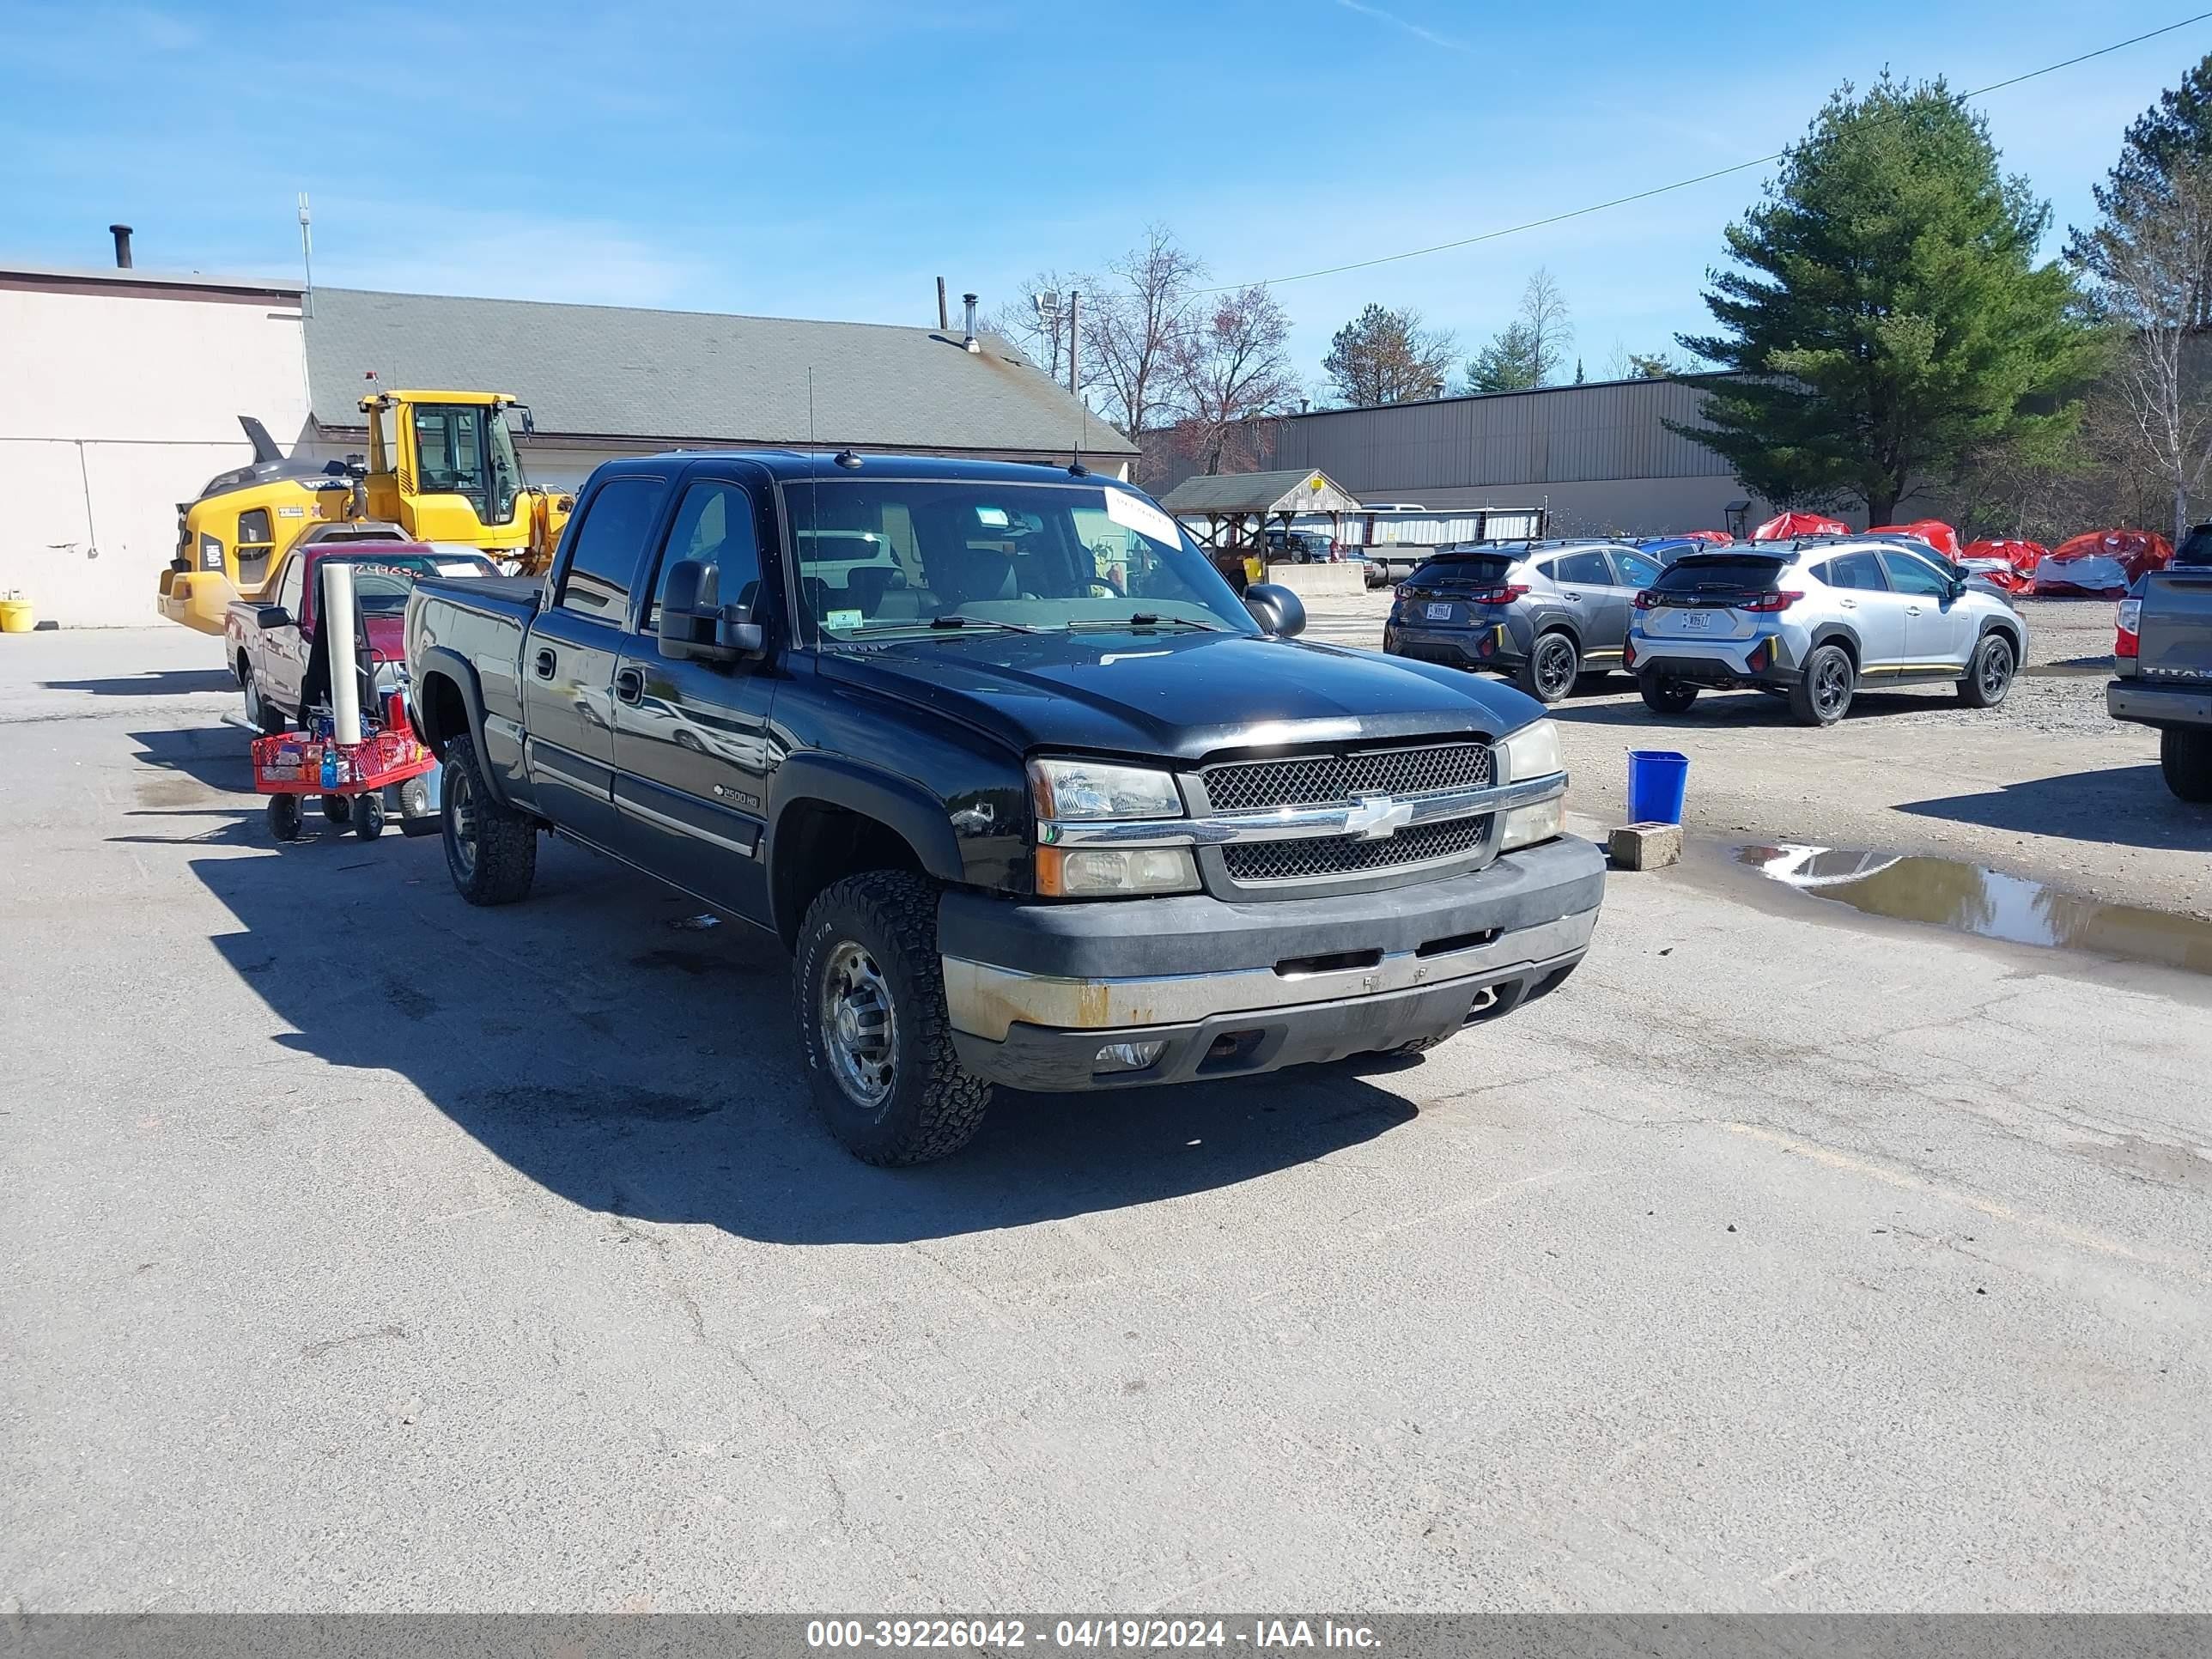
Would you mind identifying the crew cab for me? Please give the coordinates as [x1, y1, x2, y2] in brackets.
[404, 453, 1604, 1164]
[2111, 526, 2212, 802]
[227, 540, 496, 732]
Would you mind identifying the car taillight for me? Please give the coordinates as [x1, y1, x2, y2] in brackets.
[1476, 583, 1530, 605]
[1395, 584, 1418, 601]
[1633, 590, 1658, 611]
[1741, 590, 1805, 613]
[2116, 597, 2142, 659]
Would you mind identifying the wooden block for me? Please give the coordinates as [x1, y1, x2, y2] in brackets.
[1608, 822, 1682, 870]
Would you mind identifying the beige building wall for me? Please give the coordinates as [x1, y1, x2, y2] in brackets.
[0, 275, 309, 627]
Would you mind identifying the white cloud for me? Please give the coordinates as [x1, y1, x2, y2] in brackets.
[1333, 0, 1475, 55]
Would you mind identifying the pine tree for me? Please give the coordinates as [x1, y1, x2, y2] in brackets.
[1674, 75, 2095, 523]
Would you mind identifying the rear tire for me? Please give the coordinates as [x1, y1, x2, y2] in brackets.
[265, 794, 301, 842]
[794, 871, 992, 1166]
[319, 793, 351, 823]
[2162, 726, 2212, 803]
[1638, 674, 1698, 714]
[353, 793, 386, 841]
[1516, 631, 1580, 704]
[441, 733, 537, 905]
[243, 668, 286, 735]
[1790, 643, 1855, 726]
[1957, 633, 2015, 708]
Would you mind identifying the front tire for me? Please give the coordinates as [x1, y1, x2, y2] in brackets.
[2162, 726, 2212, 803]
[794, 871, 991, 1165]
[1516, 630, 1580, 704]
[1957, 634, 2015, 708]
[1639, 673, 1698, 714]
[441, 733, 537, 905]
[1790, 643, 1855, 726]
[353, 793, 386, 841]
[266, 794, 301, 842]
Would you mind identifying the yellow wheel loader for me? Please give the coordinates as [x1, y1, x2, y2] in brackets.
[156, 390, 573, 635]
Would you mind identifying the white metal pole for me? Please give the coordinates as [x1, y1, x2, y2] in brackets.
[323, 560, 362, 746]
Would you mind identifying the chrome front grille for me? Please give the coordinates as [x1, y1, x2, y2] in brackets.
[1202, 741, 1493, 814]
[1200, 739, 1497, 888]
[1221, 813, 1490, 884]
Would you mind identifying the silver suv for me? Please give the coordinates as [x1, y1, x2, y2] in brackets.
[1382, 540, 1670, 703]
[1626, 539, 2027, 726]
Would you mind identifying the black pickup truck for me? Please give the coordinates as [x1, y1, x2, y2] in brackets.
[2111, 524, 2212, 802]
[404, 453, 1604, 1163]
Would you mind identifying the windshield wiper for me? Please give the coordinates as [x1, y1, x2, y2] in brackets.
[929, 614, 1048, 634]
[1067, 613, 1222, 632]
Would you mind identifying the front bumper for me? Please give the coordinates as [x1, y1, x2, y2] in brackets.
[938, 835, 1605, 1091]
[2109, 678, 2212, 727]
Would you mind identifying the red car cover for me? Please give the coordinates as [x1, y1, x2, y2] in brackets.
[2031, 530, 2174, 599]
[1957, 538, 2046, 593]
[1869, 520, 1961, 560]
[1679, 530, 1735, 544]
[1749, 511, 1850, 540]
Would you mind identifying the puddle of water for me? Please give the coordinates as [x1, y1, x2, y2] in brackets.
[1735, 843, 2212, 975]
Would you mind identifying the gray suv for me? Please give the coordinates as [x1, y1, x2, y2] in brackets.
[1626, 540, 2027, 726]
[1382, 541, 1668, 703]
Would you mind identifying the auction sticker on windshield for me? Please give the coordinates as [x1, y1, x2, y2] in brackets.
[1103, 489, 1179, 547]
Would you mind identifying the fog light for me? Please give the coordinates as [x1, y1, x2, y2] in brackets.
[1499, 796, 1563, 851]
[1094, 1041, 1166, 1073]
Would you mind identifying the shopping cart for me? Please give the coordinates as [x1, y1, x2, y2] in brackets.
[252, 691, 439, 844]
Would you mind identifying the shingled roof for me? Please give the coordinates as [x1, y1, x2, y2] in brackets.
[304, 287, 1135, 457]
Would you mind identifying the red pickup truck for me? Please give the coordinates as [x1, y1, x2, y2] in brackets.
[227, 541, 497, 732]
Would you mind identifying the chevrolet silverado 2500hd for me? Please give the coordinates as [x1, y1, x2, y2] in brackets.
[404, 453, 1605, 1164]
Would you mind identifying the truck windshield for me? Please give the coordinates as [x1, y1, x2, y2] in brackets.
[786, 479, 1257, 640]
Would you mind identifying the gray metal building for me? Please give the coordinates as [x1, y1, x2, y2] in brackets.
[1147, 375, 1793, 538]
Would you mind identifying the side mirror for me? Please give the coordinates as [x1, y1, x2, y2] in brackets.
[1243, 581, 1307, 638]
[658, 559, 763, 664]
[255, 605, 292, 629]
[1948, 576, 1968, 600]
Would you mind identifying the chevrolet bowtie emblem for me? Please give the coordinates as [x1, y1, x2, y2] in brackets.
[1345, 794, 1416, 840]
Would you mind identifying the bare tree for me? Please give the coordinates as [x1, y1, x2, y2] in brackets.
[1170, 285, 1298, 476]
[1082, 227, 1203, 464]
[990, 270, 1091, 387]
[2084, 158, 2212, 540]
[1522, 268, 1573, 385]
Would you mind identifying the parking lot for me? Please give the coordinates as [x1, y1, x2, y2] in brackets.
[5, 623, 2211, 1612]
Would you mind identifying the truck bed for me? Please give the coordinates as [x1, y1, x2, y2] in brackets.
[411, 572, 544, 617]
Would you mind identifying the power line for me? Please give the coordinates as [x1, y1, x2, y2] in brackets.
[1199, 10, 2212, 295]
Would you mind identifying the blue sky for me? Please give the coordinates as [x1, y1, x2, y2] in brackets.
[3, 0, 2208, 398]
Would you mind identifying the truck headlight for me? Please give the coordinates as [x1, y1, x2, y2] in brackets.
[1029, 757, 1184, 823]
[1036, 845, 1200, 897]
[1494, 718, 1565, 851]
[198, 532, 224, 572]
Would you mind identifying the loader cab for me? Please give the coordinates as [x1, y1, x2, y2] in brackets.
[362, 390, 536, 548]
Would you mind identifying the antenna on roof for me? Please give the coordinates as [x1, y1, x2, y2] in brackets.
[1072, 401, 1087, 477]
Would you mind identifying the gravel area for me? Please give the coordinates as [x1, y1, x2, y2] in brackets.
[1300, 589, 2211, 920]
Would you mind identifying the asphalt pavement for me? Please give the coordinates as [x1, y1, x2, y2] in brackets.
[3, 629, 2209, 1613]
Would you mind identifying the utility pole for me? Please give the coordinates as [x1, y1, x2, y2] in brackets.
[1068, 289, 1079, 397]
[297, 192, 314, 320]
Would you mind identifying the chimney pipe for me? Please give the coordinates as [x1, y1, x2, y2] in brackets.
[962, 292, 980, 353]
[109, 223, 134, 269]
[936, 276, 949, 332]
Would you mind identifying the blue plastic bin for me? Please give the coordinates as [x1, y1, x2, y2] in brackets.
[1626, 750, 1690, 825]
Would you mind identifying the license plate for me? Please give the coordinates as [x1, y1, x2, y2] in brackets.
[1425, 603, 1454, 622]
[1680, 612, 1712, 631]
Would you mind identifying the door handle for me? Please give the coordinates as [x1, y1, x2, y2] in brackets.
[533, 647, 556, 679]
[1905, 605, 1923, 617]
[614, 666, 645, 706]
[1564, 592, 1583, 602]
[1838, 599, 1856, 609]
